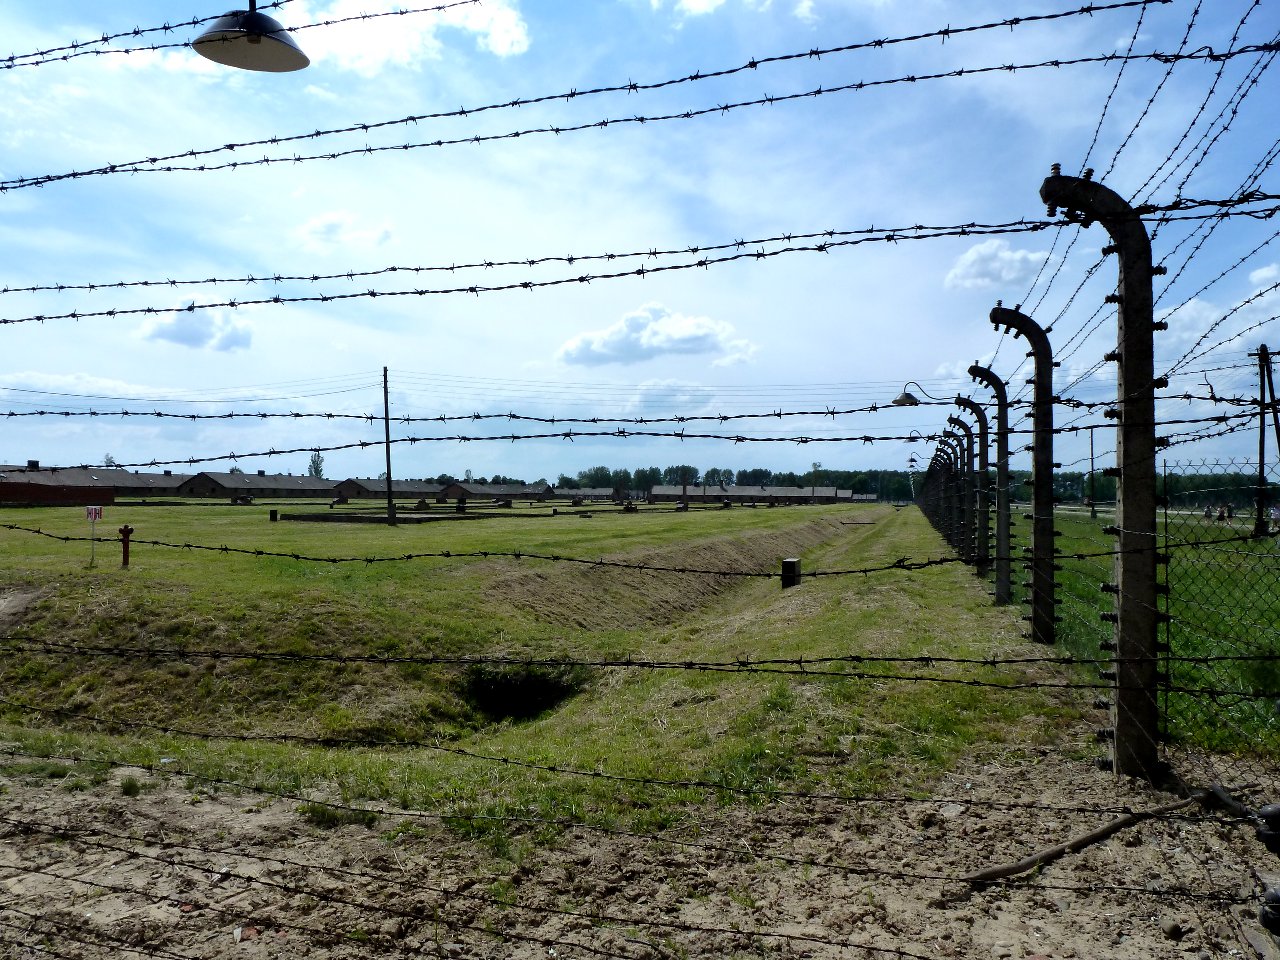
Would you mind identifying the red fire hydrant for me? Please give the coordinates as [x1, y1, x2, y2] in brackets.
[119, 524, 134, 569]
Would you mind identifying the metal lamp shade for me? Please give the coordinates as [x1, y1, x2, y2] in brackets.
[193, 10, 310, 72]
[891, 391, 920, 406]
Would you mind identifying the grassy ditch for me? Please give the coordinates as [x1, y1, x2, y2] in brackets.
[0, 501, 1081, 836]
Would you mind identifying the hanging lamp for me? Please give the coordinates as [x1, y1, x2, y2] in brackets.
[193, 0, 310, 73]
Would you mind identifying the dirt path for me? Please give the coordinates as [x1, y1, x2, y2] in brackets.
[1, 725, 1271, 960]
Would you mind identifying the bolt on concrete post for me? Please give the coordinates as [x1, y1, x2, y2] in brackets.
[970, 365, 1011, 604]
[1042, 165, 1160, 781]
[948, 415, 978, 566]
[990, 303, 1056, 647]
[955, 397, 992, 581]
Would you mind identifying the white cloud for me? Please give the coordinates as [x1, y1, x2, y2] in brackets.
[0, 371, 181, 398]
[304, 84, 341, 103]
[793, 1, 816, 22]
[295, 212, 393, 254]
[626, 380, 717, 414]
[944, 239, 1050, 291]
[1249, 263, 1279, 287]
[676, 0, 729, 13]
[138, 302, 253, 353]
[557, 303, 757, 367]
[298, 0, 529, 76]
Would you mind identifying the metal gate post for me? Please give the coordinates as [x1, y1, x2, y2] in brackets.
[1041, 165, 1161, 781]
[954, 398, 991, 579]
[970, 365, 1011, 604]
[990, 303, 1057, 646]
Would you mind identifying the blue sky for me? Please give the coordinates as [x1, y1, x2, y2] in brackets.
[1, 0, 1277, 484]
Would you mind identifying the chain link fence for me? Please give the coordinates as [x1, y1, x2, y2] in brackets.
[1160, 458, 1280, 788]
[917, 453, 1279, 790]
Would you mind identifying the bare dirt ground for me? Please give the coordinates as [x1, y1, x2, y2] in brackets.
[2, 725, 1275, 960]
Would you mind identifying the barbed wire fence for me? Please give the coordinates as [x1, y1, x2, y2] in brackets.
[4, 2, 1280, 956]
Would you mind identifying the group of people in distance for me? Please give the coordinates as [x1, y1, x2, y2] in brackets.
[1199, 502, 1280, 532]
[1202, 502, 1235, 523]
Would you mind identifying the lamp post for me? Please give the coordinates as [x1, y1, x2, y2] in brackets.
[194, 0, 310, 72]
[893, 380, 945, 407]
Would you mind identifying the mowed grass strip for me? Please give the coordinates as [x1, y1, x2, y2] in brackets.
[0, 502, 1079, 833]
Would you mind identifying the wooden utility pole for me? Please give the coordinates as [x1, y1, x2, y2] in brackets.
[383, 366, 395, 526]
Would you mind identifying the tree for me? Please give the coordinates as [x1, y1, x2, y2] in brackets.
[736, 468, 772, 486]
[609, 467, 633, 492]
[229, 465, 245, 474]
[103, 453, 118, 467]
[307, 452, 325, 479]
[661, 464, 699, 486]
[577, 465, 614, 488]
[555, 473, 579, 490]
[699, 467, 734, 488]
[633, 466, 663, 492]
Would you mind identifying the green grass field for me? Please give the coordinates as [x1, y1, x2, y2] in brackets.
[1, 500, 1082, 835]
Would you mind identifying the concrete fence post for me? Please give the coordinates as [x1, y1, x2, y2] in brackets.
[970, 365, 1012, 604]
[954, 397, 992, 581]
[1041, 165, 1161, 781]
[990, 303, 1057, 647]
[948, 415, 977, 565]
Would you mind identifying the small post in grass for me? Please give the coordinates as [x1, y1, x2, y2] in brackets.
[85, 505, 103, 567]
[781, 558, 801, 589]
[119, 524, 134, 569]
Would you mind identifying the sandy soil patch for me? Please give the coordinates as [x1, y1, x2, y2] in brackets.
[1, 725, 1273, 960]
